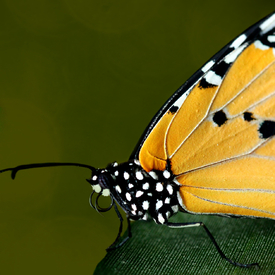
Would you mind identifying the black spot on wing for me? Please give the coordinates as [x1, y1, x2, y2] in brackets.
[243, 112, 255, 122]
[259, 120, 275, 139]
[199, 61, 229, 89]
[168, 105, 178, 115]
[198, 78, 217, 89]
[214, 61, 230, 77]
[213, 110, 228, 127]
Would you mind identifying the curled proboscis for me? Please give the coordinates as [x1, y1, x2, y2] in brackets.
[89, 190, 114, 212]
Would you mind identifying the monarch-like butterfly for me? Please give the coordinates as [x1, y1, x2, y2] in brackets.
[1, 12, 275, 268]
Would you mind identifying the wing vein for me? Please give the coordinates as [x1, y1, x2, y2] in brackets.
[184, 191, 275, 216]
[175, 140, 274, 176]
[182, 185, 275, 194]
[209, 58, 275, 114]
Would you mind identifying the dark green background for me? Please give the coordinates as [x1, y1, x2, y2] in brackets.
[0, 1, 274, 274]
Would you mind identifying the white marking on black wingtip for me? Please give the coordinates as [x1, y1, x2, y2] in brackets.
[230, 34, 247, 49]
[254, 40, 270, 50]
[267, 34, 275, 43]
[224, 44, 247, 64]
[205, 70, 222, 86]
[260, 13, 275, 33]
[201, 60, 215, 73]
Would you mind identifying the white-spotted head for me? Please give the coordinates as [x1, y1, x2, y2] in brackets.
[86, 167, 115, 212]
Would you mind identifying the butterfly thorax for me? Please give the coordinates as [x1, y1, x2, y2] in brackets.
[87, 160, 181, 224]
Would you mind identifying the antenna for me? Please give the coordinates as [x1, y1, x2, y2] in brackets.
[0, 162, 97, 179]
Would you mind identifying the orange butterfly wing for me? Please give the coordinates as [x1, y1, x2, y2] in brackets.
[137, 13, 275, 219]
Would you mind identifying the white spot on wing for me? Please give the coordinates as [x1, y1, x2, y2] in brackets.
[173, 88, 191, 109]
[230, 34, 247, 49]
[254, 40, 270, 50]
[204, 70, 222, 86]
[132, 204, 137, 211]
[267, 35, 275, 43]
[92, 175, 97, 181]
[114, 170, 119, 176]
[201, 60, 215, 72]
[128, 183, 134, 189]
[224, 44, 246, 64]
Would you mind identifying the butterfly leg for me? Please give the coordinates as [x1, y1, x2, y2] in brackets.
[106, 203, 132, 251]
[166, 221, 259, 268]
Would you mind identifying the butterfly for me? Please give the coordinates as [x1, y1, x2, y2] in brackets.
[1, 12, 275, 268]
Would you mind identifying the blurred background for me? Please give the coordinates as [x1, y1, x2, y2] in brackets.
[0, 1, 274, 274]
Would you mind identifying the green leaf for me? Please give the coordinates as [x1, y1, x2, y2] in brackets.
[94, 213, 275, 274]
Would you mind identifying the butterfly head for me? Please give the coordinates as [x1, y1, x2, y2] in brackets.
[86, 165, 118, 212]
[87, 169, 112, 197]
